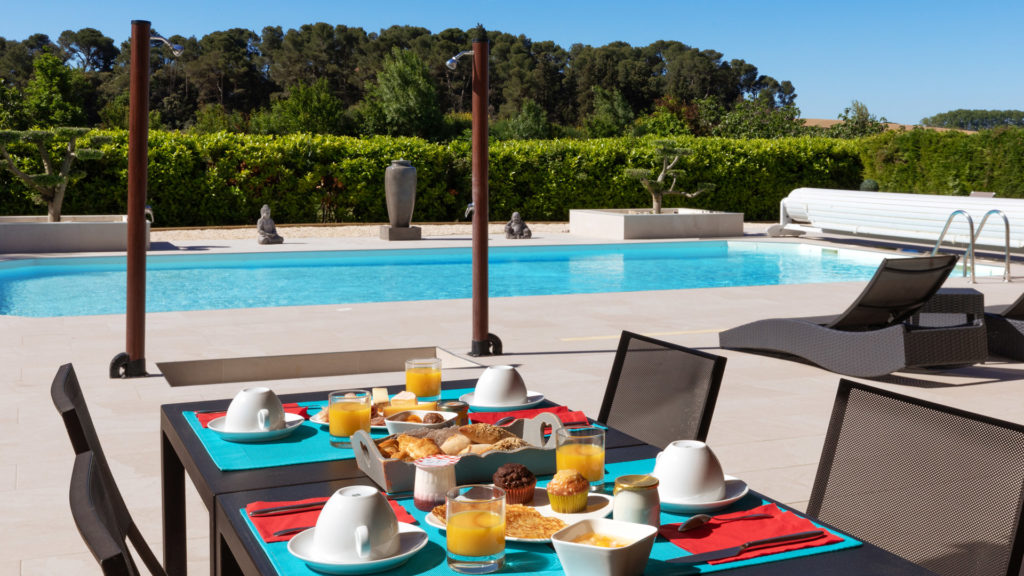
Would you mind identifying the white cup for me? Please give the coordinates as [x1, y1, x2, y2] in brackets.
[474, 365, 528, 406]
[652, 440, 726, 503]
[223, 387, 285, 432]
[312, 485, 400, 562]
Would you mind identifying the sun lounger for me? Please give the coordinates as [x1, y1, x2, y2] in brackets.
[719, 255, 988, 377]
[985, 293, 1024, 360]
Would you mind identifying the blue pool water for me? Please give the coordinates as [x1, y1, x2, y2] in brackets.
[0, 241, 979, 318]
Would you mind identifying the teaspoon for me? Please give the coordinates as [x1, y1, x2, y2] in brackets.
[677, 512, 772, 532]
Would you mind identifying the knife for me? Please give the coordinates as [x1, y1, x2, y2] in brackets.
[248, 501, 327, 517]
[667, 529, 826, 565]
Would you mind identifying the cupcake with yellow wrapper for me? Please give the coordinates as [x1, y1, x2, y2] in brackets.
[546, 469, 589, 513]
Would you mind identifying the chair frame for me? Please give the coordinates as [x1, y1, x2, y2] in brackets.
[808, 379, 1024, 576]
[719, 255, 988, 377]
[52, 364, 167, 576]
[985, 292, 1024, 360]
[598, 330, 726, 444]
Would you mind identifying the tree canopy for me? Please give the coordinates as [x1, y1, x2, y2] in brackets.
[920, 109, 1024, 131]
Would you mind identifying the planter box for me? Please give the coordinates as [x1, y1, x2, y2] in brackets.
[0, 216, 149, 253]
[569, 208, 744, 240]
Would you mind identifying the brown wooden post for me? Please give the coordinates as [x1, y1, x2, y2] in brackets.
[124, 20, 149, 376]
[470, 36, 499, 356]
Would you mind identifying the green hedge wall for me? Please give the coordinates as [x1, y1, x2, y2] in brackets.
[2, 131, 866, 225]
[859, 127, 1024, 196]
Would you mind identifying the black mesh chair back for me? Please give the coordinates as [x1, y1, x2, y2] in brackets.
[52, 364, 166, 576]
[827, 254, 957, 331]
[597, 331, 726, 448]
[808, 379, 1024, 576]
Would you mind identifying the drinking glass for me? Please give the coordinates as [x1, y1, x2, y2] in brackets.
[446, 485, 505, 574]
[556, 426, 606, 488]
[405, 357, 442, 402]
[328, 389, 371, 447]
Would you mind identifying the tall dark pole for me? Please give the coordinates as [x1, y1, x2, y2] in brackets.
[123, 20, 149, 376]
[469, 36, 500, 356]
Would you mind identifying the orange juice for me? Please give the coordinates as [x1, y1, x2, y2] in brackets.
[557, 443, 605, 482]
[329, 401, 371, 437]
[447, 510, 505, 557]
[406, 367, 442, 399]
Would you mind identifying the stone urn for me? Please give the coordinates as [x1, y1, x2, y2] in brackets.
[385, 159, 417, 228]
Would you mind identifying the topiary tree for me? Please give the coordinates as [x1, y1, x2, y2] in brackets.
[625, 140, 709, 213]
[0, 127, 106, 221]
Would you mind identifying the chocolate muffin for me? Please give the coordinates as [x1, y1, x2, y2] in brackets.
[492, 463, 537, 504]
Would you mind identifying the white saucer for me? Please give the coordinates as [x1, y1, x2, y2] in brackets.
[288, 523, 428, 575]
[207, 412, 305, 443]
[659, 476, 750, 514]
[423, 489, 612, 543]
[459, 391, 546, 412]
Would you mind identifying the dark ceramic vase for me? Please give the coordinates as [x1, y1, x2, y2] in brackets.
[385, 159, 417, 228]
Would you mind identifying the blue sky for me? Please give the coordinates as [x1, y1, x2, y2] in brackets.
[3, 0, 1022, 125]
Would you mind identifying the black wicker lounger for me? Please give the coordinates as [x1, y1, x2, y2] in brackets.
[985, 293, 1024, 360]
[719, 254, 989, 377]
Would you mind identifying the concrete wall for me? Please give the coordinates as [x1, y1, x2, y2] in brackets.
[0, 216, 149, 253]
[569, 208, 744, 240]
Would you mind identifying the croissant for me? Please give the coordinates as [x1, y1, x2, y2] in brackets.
[396, 434, 443, 460]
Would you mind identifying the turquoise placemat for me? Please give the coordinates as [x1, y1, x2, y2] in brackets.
[242, 458, 861, 575]
[185, 389, 474, 471]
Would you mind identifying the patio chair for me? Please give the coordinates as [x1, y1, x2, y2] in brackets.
[808, 379, 1024, 576]
[985, 292, 1024, 360]
[51, 364, 166, 576]
[597, 331, 726, 448]
[718, 254, 988, 377]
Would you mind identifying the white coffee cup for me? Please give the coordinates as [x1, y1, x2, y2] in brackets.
[224, 387, 285, 433]
[474, 365, 528, 406]
[652, 440, 726, 503]
[312, 485, 400, 562]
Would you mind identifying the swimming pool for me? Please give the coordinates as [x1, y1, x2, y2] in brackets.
[0, 241, 994, 317]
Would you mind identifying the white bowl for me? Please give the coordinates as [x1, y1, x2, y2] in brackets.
[653, 440, 726, 503]
[384, 410, 458, 435]
[473, 365, 528, 406]
[551, 518, 658, 576]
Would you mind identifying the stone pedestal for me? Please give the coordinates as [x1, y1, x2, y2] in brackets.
[379, 225, 422, 241]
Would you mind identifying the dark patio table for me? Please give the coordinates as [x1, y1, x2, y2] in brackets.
[211, 443, 937, 576]
[160, 379, 647, 576]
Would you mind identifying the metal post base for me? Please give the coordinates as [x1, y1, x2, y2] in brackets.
[469, 333, 503, 357]
[110, 352, 148, 378]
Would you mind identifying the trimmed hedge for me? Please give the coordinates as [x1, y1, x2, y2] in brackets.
[2, 131, 865, 225]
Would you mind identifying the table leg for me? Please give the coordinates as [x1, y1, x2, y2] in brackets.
[162, 430, 187, 576]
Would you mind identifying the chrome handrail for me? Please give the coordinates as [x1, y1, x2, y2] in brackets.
[932, 210, 975, 283]
[974, 209, 1011, 282]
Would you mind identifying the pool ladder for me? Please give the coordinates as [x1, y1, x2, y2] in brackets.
[932, 209, 1012, 283]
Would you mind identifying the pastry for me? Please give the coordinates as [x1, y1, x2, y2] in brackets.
[458, 443, 493, 455]
[492, 463, 537, 504]
[440, 433, 472, 455]
[396, 434, 442, 460]
[546, 469, 589, 513]
[458, 423, 516, 444]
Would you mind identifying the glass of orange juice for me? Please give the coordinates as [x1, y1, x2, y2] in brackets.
[556, 427, 606, 488]
[446, 485, 505, 573]
[405, 358, 442, 401]
[328, 389, 371, 448]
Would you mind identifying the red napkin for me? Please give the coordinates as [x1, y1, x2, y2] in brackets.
[659, 503, 843, 565]
[195, 403, 310, 428]
[470, 405, 589, 426]
[246, 496, 416, 543]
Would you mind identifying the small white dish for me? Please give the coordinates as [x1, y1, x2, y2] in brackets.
[422, 488, 612, 543]
[659, 475, 750, 514]
[459, 391, 546, 412]
[207, 412, 305, 443]
[384, 410, 457, 435]
[551, 518, 658, 576]
[288, 523, 428, 575]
